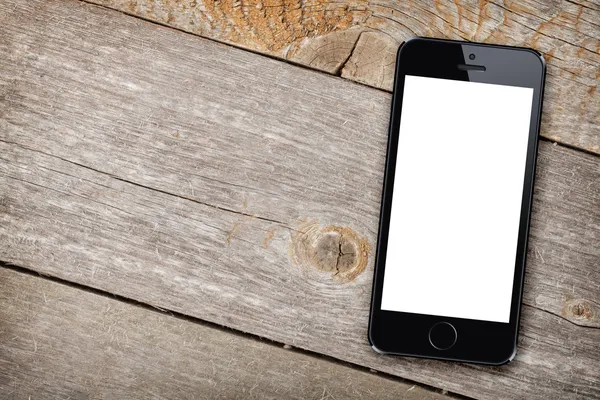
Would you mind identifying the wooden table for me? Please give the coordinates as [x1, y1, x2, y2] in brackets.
[0, 0, 598, 398]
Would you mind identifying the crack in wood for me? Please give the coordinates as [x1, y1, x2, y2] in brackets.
[334, 30, 366, 76]
[0, 138, 297, 232]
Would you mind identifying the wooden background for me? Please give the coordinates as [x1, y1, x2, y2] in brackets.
[0, 0, 598, 399]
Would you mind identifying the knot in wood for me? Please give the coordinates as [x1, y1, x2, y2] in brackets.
[562, 298, 596, 327]
[572, 303, 585, 316]
[567, 301, 593, 320]
[290, 221, 370, 283]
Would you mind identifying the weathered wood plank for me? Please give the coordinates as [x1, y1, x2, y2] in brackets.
[0, 268, 452, 400]
[82, 0, 600, 154]
[2, 138, 599, 398]
[0, 1, 599, 399]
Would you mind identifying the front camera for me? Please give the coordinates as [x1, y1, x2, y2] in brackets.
[469, 54, 476, 60]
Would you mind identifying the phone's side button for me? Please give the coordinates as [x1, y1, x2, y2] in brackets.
[428, 322, 457, 350]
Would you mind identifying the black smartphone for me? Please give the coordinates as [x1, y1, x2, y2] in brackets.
[369, 37, 546, 365]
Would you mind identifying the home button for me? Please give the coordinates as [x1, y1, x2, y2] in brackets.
[429, 322, 457, 350]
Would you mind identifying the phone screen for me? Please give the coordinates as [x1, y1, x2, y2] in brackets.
[380, 75, 534, 323]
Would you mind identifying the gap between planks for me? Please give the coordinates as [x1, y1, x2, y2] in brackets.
[74, 0, 367, 82]
[75, 0, 600, 155]
[20, 0, 599, 158]
[0, 261, 470, 400]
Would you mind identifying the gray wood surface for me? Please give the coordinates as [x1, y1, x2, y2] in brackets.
[0, 0, 599, 399]
[0, 268, 452, 400]
[86, 0, 600, 154]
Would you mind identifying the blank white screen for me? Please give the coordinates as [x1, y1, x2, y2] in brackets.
[380, 75, 533, 323]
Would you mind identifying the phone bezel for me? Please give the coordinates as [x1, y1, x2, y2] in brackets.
[368, 37, 546, 365]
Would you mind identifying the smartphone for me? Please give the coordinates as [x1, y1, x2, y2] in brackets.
[369, 37, 546, 365]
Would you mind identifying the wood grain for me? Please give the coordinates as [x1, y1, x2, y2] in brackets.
[82, 0, 600, 154]
[0, 0, 599, 399]
[0, 268, 452, 400]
